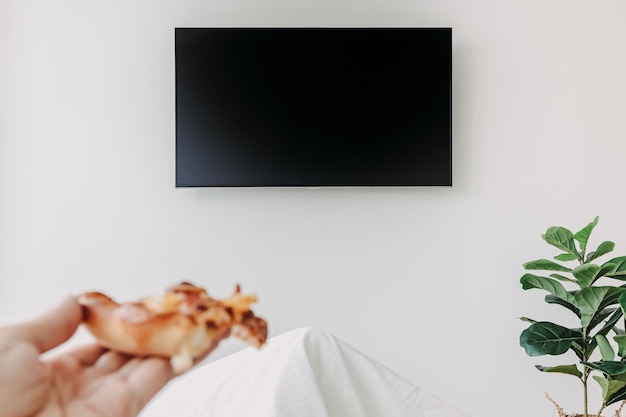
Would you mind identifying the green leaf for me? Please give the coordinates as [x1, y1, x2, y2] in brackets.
[608, 387, 626, 406]
[614, 335, 626, 357]
[619, 292, 626, 317]
[574, 216, 599, 254]
[519, 316, 538, 323]
[545, 294, 580, 317]
[543, 226, 581, 261]
[555, 253, 578, 262]
[523, 259, 573, 273]
[593, 375, 626, 402]
[575, 287, 626, 328]
[571, 340, 587, 361]
[583, 361, 626, 376]
[587, 241, 616, 263]
[536, 364, 582, 378]
[613, 373, 626, 383]
[599, 263, 618, 279]
[520, 322, 581, 356]
[576, 287, 604, 328]
[607, 380, 626, 405]
[603, 257, 626, 279]
[596, 334, 615, 360]
[572, 264, 601, 288]
[592, 308, 622, 336]
[520, 274, 577, 304]
[607, 373, 626, 406]
[549, 273, 577, 284]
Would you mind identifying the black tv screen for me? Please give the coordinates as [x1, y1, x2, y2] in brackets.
[175, 28, 452, 187]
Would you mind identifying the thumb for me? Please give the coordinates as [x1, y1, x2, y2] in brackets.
[6, 296, 82, 353]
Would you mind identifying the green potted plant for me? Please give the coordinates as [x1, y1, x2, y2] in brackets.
[519, 216, 626, 417]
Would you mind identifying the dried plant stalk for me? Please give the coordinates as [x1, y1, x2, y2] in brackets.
[544, 393, 626, 417]
[545, 393, 566, 417]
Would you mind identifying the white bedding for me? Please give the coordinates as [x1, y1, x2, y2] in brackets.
[140, 327, 469, 417]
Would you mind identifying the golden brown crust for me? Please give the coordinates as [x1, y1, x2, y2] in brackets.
[78, 282, 267, 373]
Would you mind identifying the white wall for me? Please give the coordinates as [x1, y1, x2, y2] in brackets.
[2, 1, 626, 416]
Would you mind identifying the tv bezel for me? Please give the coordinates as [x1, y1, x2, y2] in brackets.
[175, 27, 452, 188]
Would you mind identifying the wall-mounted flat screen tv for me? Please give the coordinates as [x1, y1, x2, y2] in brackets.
[175, 27, 452, 187]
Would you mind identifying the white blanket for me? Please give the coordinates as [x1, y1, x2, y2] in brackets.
[140, 327, 469, 417]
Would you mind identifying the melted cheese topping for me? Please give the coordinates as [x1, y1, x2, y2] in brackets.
[142, 293, 183, 314]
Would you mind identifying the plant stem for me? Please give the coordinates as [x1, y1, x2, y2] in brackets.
[583, 369, 589, 417]
[583, 328, 589, 417]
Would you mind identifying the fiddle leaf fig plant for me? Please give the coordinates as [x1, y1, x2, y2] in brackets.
[520, 216, 626, 417]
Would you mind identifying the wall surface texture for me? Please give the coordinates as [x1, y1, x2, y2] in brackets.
[2, 1, 626, 416]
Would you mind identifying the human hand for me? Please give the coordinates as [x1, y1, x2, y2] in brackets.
[0, 296, 175, 417]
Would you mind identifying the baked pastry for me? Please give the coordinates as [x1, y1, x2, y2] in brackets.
[78, 282, 267, 372]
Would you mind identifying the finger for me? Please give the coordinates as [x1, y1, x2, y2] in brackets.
[60, 343, 106, 367]
[92, 350, 131, 375]
[115, 356, 143, 379]
[4, 296, 82, 353]
[126, 357, 175, 414]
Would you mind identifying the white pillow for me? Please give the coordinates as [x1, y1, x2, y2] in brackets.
[140, 327, 469, 417]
